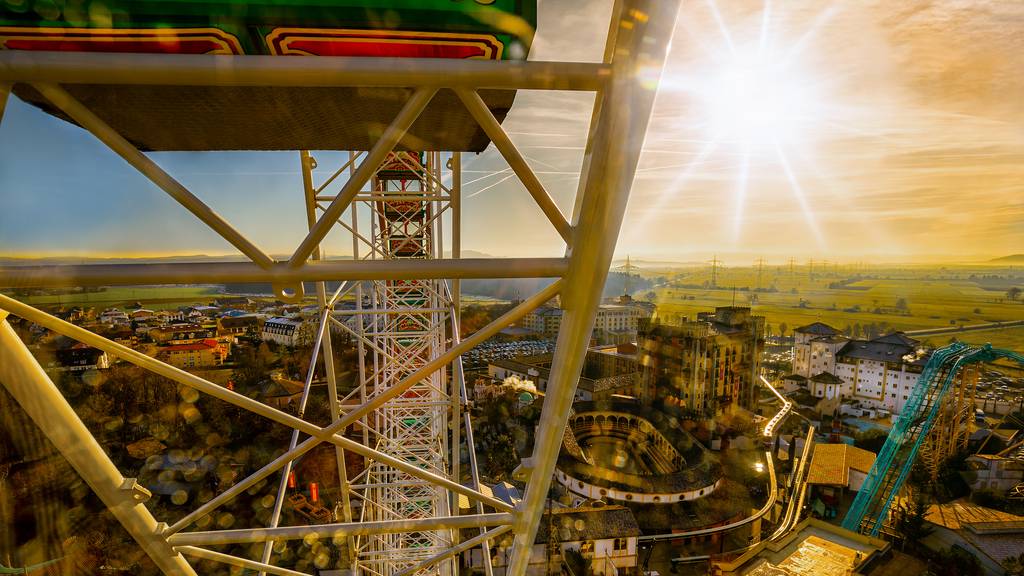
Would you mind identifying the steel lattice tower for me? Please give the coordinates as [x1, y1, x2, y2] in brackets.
[353, 151, 455, 575]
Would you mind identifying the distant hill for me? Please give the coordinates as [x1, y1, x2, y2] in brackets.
[990, 254, 1024, 263]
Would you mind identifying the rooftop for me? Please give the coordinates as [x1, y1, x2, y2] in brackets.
[265, 316, 304, 326]
[534, 506, 640, 544]
[809, 372, 844, 386]
[925, 502, 1024, 530]
[837, 333, 919, 363]
[806, 444, 876, 486]
[794, 322, 840, 336]
[727, 519, 887, 576]
[163, 339, 220, 352]
[925, 502, 1024, 567]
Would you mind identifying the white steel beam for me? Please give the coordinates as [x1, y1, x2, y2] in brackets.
[174, 546, 310, 576]
[31, 83, 275, 270]
[455, 89, 573, 245]
[258, 301, 337, 572]
[0, 51, 608, 91]
[392, 525, 513, 576]
[0, 293, 515, 524]
[0, 319, 197, 576]
[168, 514, 512, 546]
[0, 257, 568, 288]
[506, 1, 681, 574]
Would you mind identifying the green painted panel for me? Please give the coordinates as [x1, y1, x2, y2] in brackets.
[0, 0, 535, 58]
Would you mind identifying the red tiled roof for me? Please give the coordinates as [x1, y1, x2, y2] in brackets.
[164, 341, 217, 352]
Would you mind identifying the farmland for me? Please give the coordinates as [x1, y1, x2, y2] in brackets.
[8, 285, 223, 310]
[639, 262, 1024, 351]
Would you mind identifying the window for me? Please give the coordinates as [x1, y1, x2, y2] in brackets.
[613, 538, 628, 551]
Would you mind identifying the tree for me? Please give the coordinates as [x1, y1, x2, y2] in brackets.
[1009, 287, 1022, 301]
[779, 323, 788, 337]
[563, 547, 593, 576]
[645, 291, 657, 302]
[1004, 553, 1024, 576]
[928, 546, 983, 576]
[895, 297, 909, 311]
[894, 492, 932, 550]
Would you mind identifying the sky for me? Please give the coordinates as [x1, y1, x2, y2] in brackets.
[1, 0, 1022, 264]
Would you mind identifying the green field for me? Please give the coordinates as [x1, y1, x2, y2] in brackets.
[640, 263, 1024, 352]
[947, 326, 1024, 352]
[10, 286, 222, 311]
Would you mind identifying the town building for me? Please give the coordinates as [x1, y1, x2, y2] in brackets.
[487, 349, 639, 403]
[216, 315, 262, 340]
[469, 506, 641, 576]
[98, 307, 130, 325]
[50, 342, 111, 372]
[714, 518, 891, 576]
[805, 443, 877, 519]
[214, 296, 256, 311]
[965, 440, 1024, 494]
[637, 306, 765, 415]
[520, 303, 651, 345]
[129, 308, 155, 322]
[261, 316, 316, 347]
[159, 339, 228, 369]
[588, 343, 639, 376]
[149, 323, 216, 345]
[922, 502, 1024, 576]
[788, 322, 977, 416]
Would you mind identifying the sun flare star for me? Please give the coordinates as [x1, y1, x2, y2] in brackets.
[656, 0, 845, 247]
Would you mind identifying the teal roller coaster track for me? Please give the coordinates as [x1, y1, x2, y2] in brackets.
[842, 342, 1024, 536]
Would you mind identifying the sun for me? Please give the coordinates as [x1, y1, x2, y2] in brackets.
[641, 1, 841, 246]
[698, 48, 825, 151]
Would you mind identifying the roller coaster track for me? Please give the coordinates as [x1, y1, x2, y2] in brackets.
[770, 426, 815, 541]
[641, 376, 796, 546]
[842, 343, 1024, 536]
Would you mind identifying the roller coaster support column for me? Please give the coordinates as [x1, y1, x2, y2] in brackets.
[0, 314, 197, 576]
[506, 1, 681, 574]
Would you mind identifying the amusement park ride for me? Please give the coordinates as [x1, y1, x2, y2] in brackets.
[0, 1, 682, 575]
[843, 343, 1024, 537]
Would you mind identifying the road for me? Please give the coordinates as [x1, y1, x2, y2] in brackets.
[905, 319, 1024, 338]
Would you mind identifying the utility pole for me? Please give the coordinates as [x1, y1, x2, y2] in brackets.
[623, 254, 635, 296]
[756, 257, 765, 290]
[788, 257, 795, 275]
[709, 255, 721, 288]
[808, 258, 814, 278]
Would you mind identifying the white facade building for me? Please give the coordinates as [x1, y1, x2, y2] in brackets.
[261, 316, 316, 347]
[98, 308, 130, 325]
[789, 323, 925, 413]
[521, 303, 649, 344]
